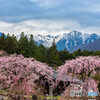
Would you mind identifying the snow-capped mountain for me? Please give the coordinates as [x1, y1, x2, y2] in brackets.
[30, 30, 100, 52]
[34, 34, 63, 47]
[56, 31, 99, 52]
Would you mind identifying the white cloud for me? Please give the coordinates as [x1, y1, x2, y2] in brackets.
[0, 19, 100, 36]
[81, 26, 100, 35]
[0, 19, 80, 36]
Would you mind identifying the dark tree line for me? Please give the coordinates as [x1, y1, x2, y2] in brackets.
[0, 32, 100, 68]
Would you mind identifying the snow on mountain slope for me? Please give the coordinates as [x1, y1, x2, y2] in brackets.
[34, 34, 64, 47]
[56, 31, 99, 52]
[34, 30, 91, 48]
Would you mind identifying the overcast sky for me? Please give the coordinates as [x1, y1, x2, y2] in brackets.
[0, 0, 100, 35]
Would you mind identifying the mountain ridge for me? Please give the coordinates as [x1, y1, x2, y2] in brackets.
[56, 31, 99, 52]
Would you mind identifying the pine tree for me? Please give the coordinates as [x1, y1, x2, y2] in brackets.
[18, 32, 29, 57]
[47, 39, 61, 67]
[28, 34, 35, 57]
[5, 34, 18, 54]
[34, 44, 42, 61]
[52, 39, 56, 49]
[72, 49, 82, 58]
[38, 44, 48, 63]
[59, 49, 70, 63]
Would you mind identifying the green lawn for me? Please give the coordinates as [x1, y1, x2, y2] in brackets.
[38, 95, 63, 99]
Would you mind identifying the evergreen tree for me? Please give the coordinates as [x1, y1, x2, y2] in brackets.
[47, 39, 61, 67]
[81, 50, 90, 56]
[38, 44, 48, 63]
[93, 50, 100, 56]
[28, 34, 35, 57]
[48, 49, 62, 67]
[59, 49, 70, 63]
[5, 34, 18, 54]
[34, 44, 42, 61]
[52, 39, 56, 49]
[18, 32, 29, 57]
[72, 49, 82, 58]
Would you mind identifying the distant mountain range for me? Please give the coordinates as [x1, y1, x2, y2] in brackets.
[33, 30, 100, 52]
[0, 31, 100, 52]
[34, 34, 61, 47]
[56, 31, 100, 52]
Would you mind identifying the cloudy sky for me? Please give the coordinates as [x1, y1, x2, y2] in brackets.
[0, 0, 100, 35]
